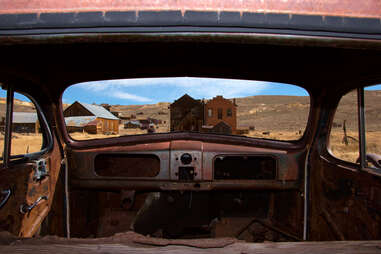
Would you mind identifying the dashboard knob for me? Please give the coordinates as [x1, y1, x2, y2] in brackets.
[180, 153, 192, 165]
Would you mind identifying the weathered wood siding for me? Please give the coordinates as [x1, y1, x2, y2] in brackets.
[63, 102, 92, 118]
[170, 95, 204, 132]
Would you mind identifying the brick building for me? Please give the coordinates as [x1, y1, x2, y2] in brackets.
[204, 95, 237, 134]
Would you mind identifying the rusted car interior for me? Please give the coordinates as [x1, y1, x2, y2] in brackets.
[0, 1, 381, 253]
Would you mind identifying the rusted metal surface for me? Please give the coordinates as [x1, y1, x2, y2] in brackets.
[311, 149, 381, 240]
[321, 208, 345, 241]
[0, 162, 52, 238]
[0, 0, 380, 18]
[0, 5, 380, 244]
[71, 179, 299, 191]
[0, 112, 62, 238]
[94, 154, 161, 178]
[0, 165, 33, 235]
[308, 91, 381, 241]
[67, 138, 301, 191]
[19, 140, 63, 237]
[67, 142, 170, 179]
[170, 140, 203, 151]
[170, 150, 202, 181]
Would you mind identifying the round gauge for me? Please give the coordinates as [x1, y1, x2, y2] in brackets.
[180, 153, 192, 165]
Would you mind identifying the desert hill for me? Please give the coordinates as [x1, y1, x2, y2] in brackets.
[235, 95, 310, 131]
[111, 95, 310, 132]
[112, 102, 170, 123]
[0, 98, 36, 117]
[333, 90, 381, 132]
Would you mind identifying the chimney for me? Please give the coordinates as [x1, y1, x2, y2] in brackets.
[101, 104, 111, 112]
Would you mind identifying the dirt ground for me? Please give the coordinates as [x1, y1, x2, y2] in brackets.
[69, 125, 305, 141]
[329, 130, 381, 164]
[244, 130, 303, 141]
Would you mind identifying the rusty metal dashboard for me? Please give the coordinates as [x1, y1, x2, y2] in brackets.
[68, 140, 302, 191]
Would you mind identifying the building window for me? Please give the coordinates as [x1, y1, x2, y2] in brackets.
[218, 108, 223, 119]
[227, 108, 232, 117]
[208, 108, 213, 117]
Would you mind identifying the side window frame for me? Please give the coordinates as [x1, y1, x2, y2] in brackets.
[358, 87, 381, 174]
[1, 84, 53, 167]
[357, 88, 367, 170]
[328, 87, 381, 175]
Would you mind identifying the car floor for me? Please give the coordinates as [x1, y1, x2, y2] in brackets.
[0, 231, 381, 254]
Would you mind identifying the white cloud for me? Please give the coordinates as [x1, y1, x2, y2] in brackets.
[110, 91, 152, 103]
[76, 77, 273, 101]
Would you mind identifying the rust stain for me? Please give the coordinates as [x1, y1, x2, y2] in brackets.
[131, 233, 239, 248]
[79, 141, 170, 154]
[170, 140, 202, 151]
[0, 0, 379, 18]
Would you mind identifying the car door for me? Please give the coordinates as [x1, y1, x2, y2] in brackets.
[309, 86, 381, 240]
[0, 85, 62, 237]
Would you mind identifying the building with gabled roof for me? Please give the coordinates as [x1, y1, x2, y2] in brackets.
[169, 94, 204, 132]
[0, 112, 40, 133]
[64, 101, 119, 134]
[11, 112, 39, 133]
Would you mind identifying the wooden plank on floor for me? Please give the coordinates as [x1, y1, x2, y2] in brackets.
[1, 241, 380, 254]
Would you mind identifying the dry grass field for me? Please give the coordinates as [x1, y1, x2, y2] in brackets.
[245, 130, 303, 140]
[329, 130, 381, 164]
[0, 133, 43, 157]
[329, 130, 360, 163]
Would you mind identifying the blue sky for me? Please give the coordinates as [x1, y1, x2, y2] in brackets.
[62, 77, 310, 105]
[0, 90, 30, 102]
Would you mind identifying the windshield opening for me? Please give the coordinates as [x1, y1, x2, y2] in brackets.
[62, 77, 310, 141]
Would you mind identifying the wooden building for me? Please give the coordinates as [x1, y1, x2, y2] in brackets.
[65, 116, 94, 133]
[9, 112, 39, 133]
[64, 101, 120, 134]
[204, 95, 237, 134]
[124, 121, 142, 129]
[0, 112, 41, 133]
[169, 94, 204, 132]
